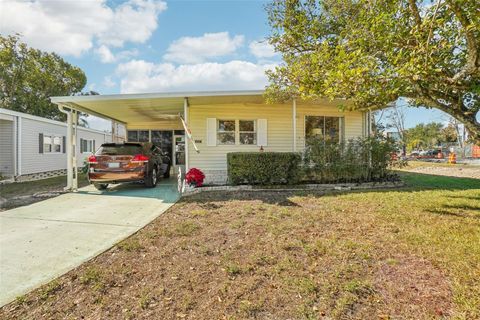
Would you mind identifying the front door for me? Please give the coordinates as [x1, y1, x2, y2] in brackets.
[173, 134, 186, 176]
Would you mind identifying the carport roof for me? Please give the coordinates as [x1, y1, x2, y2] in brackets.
[50, 90, 266, 124]
[51, 90, 351, 124]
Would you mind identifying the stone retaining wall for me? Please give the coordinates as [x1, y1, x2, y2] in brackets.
[182, 180, 405, 196]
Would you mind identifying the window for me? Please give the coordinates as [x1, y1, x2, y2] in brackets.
[80, 139, 95, 153]
[43, 135, 62, 153]
[53, 136, 61, 152]
[239, 120, 256, 145]
[305, 116, 343, 143]
[217, 120, 236, 145]
[127, 130, 138, 142]
[127, 130, 149, 142]
[43, 135, 52, 153]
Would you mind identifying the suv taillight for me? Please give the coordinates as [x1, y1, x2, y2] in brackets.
[88, 155, 98, 164]
[131, 154, 149, 163]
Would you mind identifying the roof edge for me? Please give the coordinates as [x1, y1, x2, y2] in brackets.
[0, 108, 112, 135]
[51, 90, 265, 103]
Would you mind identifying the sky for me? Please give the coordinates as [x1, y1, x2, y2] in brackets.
[0, 0, 451, 131]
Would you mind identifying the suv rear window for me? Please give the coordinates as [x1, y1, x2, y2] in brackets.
[96, 144, 143, 156]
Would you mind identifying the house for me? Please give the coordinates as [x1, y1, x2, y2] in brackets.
[50, 90, 372, 188]
[0, 108, 122, 181]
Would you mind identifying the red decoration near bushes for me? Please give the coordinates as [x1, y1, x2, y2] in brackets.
[185, 168, 205, 187]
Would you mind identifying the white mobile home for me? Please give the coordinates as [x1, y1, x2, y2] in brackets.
[0, 108, 119, 180]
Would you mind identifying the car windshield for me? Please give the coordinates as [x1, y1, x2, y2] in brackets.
[96, 144, 142, 156]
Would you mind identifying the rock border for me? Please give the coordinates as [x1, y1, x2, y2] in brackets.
[182, 180, 405, 196]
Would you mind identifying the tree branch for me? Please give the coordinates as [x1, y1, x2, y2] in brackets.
[408, 0, 423, 27]
[445, 0, 479, 83]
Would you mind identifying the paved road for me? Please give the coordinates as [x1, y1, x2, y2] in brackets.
[0, 179, 179, 306]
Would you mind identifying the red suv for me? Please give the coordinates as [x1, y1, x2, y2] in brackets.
[87, 143, 170, 190]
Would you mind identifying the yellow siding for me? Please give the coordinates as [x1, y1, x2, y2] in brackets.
[187, 103, 365, 172]
[188, 103, 293, 171]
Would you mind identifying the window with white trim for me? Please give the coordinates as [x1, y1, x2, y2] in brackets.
[43, 135, 62, 153]
[80, 138, 95, 153]
[239, 120, 256, 145]
[217, 120, 236, 145]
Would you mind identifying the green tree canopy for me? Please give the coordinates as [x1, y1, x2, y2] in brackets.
[404, 122, 444, 150]
[266, 0, 480, 142]
[0, 35, 87, 120]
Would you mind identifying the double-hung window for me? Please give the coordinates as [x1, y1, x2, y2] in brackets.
[239, 120, 256, 145]
[43, 135, 62, 153]
[305, 116, 343, 143]
[217, 120, 257, 145]
[217, 120, 236, 145]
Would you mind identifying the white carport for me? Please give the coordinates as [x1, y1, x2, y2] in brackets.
[50, 90, 265, 191]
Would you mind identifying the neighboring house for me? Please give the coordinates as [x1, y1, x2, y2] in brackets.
[0, 108, 116, 180]
[51, 90, 372, 186]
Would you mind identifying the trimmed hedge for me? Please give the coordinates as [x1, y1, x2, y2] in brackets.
[227, 152, 301, 185]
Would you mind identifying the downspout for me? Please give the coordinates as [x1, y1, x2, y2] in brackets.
[17, 116, 22, 176]
[13, 115, 18, 177]
[292, 98, 297, 152]
[368, 110, 373, 136]
[184, 97, 189, 173]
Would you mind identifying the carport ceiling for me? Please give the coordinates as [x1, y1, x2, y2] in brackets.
[51, 90, 265, 124]
[70, 98, 185, 123]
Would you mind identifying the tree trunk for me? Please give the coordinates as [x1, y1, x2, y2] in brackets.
[423, 100, 480, 144]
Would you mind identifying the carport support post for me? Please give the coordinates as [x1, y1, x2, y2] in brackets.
[184, 97, 189, 173]
[65, 109, 73, 190]
[60, 105, 78, 191]
[72, 110, 78, 191]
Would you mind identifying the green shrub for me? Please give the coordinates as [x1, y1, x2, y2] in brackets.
[227, 152, 301, 185]
[302, 137, 398, 183]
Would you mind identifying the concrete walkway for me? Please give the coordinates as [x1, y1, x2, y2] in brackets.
[0, 179, 179, 306]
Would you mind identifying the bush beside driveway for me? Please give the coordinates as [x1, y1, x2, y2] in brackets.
[1, 172, 479, 319]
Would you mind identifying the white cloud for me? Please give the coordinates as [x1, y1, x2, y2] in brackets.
[103, 76, 116, 88]
[163, 32, 245, 64]
[249, 40, 277, 58]
[116, 59, 277, 93]
[97, 0, 167, 48]
[96, 45, 116, 63]
[95, 45, 139, 63]
[0, 0, 166, 56]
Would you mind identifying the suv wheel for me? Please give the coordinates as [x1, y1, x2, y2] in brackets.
[145, 167, 158, 188]
[94, 183, 108, 190]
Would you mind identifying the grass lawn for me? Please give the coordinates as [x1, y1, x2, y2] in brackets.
[1, 172, 479, 319]
[0, 174, 88, 209]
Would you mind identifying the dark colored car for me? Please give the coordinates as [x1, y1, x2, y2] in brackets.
[87, 142, 170, 190]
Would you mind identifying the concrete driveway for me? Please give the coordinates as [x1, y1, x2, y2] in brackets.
[0, 179, 179, 306]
